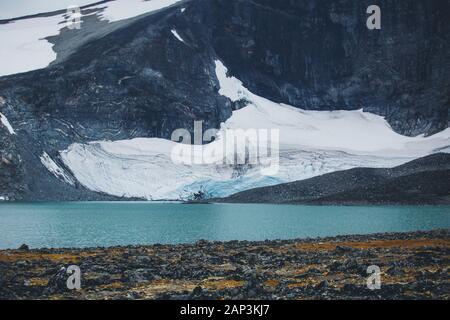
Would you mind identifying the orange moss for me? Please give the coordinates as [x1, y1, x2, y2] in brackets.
[131, 279, 198, 299]
[0, 252, 95, 263]
[287, 281, 310, 288]
[203, 279, 245, 290]
[148, 279, 173, 286]
[274, 264, 322, 277]
[209, 263, 237, 272]
[28, 277, 49, 286]
[294, 239, 450, 251]
[98, 282, 125, 290]
[264, 279, 280, 287]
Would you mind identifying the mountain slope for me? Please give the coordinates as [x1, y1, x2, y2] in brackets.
[216, 153, 450, 205]
[0, 0, 449, 201]
[56, 61, 449, 200]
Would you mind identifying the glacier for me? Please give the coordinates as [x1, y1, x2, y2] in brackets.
[59, 60, 450, 200]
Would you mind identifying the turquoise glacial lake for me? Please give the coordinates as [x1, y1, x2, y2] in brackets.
[0, 203, 449, 249]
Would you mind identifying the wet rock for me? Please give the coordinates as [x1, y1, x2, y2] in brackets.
[16, 260, 28, 268]
[126, 292, 141, 300]
[330, 260, 342, 271]
[315, 280, 329, 291]
[189, 286, 207, 300]
[196, 240, 210, 247]
[45, 266, 69, 294]
[246, 289, 257, 298]
[335, 246, 353, 253]
[386, 267, 405, 277]
[18, 244, 29, 251]
[124, 269, 152, 284]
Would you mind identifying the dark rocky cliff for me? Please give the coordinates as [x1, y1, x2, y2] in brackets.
[207, 0, 450, 136]
[0, 0, 449, 200]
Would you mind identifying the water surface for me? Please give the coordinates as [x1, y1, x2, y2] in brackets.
[0, 203, 449, 249]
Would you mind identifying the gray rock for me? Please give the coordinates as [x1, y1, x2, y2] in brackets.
[18, 244, 29, 251]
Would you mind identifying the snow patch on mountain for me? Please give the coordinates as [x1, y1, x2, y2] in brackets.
[59, 60, 449, 200]
[0, 112, 16, 135]
[91, 0, 182, 23]
[0, 1, 96, 20]
[215, 60, 246, 102]
[0, 0, 183, 76]
[171, 29, 185, 43]
[40, 152, 75, 186]
[214, 60, 450, 156]
[0, 15, 61, 76]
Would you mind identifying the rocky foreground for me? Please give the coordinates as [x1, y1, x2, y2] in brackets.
[0, 230, 449, 300]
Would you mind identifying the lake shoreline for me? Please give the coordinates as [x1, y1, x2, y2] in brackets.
[2, 203, 448, 249]
[1, 229, 449, 300]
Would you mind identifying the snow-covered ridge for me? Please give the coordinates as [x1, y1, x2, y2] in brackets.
[0, 0, 183, 76]
[0, 112, 16, 135]
[59, 60, 449, 200]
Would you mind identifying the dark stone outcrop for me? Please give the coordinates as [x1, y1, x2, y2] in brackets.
[217, 153, 450, 205]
